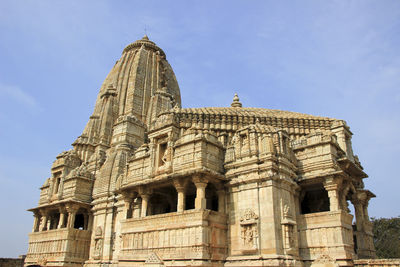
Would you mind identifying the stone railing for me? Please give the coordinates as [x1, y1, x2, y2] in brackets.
[119, 209, 227, 263]
[354, 259, 400, 267]
[25, 228, 91, 266]
[298, 210, 355, 262]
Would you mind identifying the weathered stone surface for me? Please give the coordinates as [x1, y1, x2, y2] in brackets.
[25, 36, 381, 267]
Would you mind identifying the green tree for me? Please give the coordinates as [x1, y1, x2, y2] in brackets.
[371, 216, 400, 258]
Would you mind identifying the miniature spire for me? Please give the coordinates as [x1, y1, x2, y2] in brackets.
[142, 34, 149, 40]
[231, 93, 242, 108]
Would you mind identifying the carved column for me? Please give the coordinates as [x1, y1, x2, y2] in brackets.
[193, 176, 208, 210]
[141, 194, 149, 217]
[177, 189, 185, 212]
[324, 177, 341, 211]
[124, 198, 133, 219]
[32, 212, 40, 232]
[66, 205, 79, 228]
[174, 179, 187, 212]
[133, 198, 142, 218]
[39, 210, 49, 231]
[353, 200, 365, 231]
[58, 207, 66, 229]
[122, 192, 137, 219]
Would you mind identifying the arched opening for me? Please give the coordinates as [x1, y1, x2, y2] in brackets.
[148, 185, 177, 216]
[300, 184, 330, 214]
[206, 183, 219, 211]
[185, 181, 196, 210]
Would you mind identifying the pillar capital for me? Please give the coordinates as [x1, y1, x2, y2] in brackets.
[65, 203, 79, 214]
[323, 176, 342, 190]
[192, 175, 208, 188]
[58, 205, 66, 213]
[39, 209, 49, 217]
[138, 186, 152, 196]
[173, 178, 188, 192]
[121, 191, 138, 200]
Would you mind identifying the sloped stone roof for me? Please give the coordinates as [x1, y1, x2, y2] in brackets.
[178, 107, 334, 120]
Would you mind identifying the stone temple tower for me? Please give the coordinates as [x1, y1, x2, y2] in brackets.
[26, 36, 376, 267]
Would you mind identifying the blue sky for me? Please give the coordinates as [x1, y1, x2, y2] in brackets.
[0, 0, 399, 258]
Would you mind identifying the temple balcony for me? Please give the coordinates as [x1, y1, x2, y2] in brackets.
[25, 228, 91, 267]
[26, 201, 93, 267]
[297, 210, 355, 264]
[118, 209, 227, 265]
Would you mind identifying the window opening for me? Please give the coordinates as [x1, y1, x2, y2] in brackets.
[301, 185, 330, 214]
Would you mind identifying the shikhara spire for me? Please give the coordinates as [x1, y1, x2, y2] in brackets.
[25, 36, 378, 267]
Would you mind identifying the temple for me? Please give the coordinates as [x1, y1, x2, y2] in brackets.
[25, 36, 377, 267]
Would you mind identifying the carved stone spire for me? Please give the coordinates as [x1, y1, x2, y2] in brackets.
[231, 93, 242, 108]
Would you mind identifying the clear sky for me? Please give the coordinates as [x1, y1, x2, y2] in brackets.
[0, 0, 399, 258]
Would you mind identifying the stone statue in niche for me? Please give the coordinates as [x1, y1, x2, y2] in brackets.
[240, 209, 259, 251]
[241, 225, 257, 247]
[93, 226, 103, 260]
[283, 204, 290, 218]
[281, 201, 296, 252]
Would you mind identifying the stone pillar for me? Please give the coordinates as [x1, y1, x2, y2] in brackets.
[193, 177, 208, 210]
[177, 189, 185, 212]
[58, 206, 66, 229]
[324, 177, 341, 211]
[58, 212, 65, 229]
[141, 195, 149, 217]
[124, 197, 133, 219]
[363, 203, 370, 221]
[32, 212, 40, 232]
[39, 210, 49, 231]
[217, 190, 226, 213]
[66, 205, 79, 229]
[133, 198, 141, 218]
[354, 201, 365, 231]
[174, 180, 187, 212]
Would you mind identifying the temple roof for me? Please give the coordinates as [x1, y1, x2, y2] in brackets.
[178, 107, 334, 121]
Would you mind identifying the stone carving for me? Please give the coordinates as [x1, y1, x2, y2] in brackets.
[283, 204, 290, 218]
[145, 251, 163, 264]
[93, 226, 103, 260]
[240, 209, 259, 250]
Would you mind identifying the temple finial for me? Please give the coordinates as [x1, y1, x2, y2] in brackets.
[231, 93, 242, 108]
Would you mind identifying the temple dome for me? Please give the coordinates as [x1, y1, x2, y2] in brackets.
[76, 36, 181, 159]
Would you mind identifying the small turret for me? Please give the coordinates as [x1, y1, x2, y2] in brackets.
[231, 93, 242, 108]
